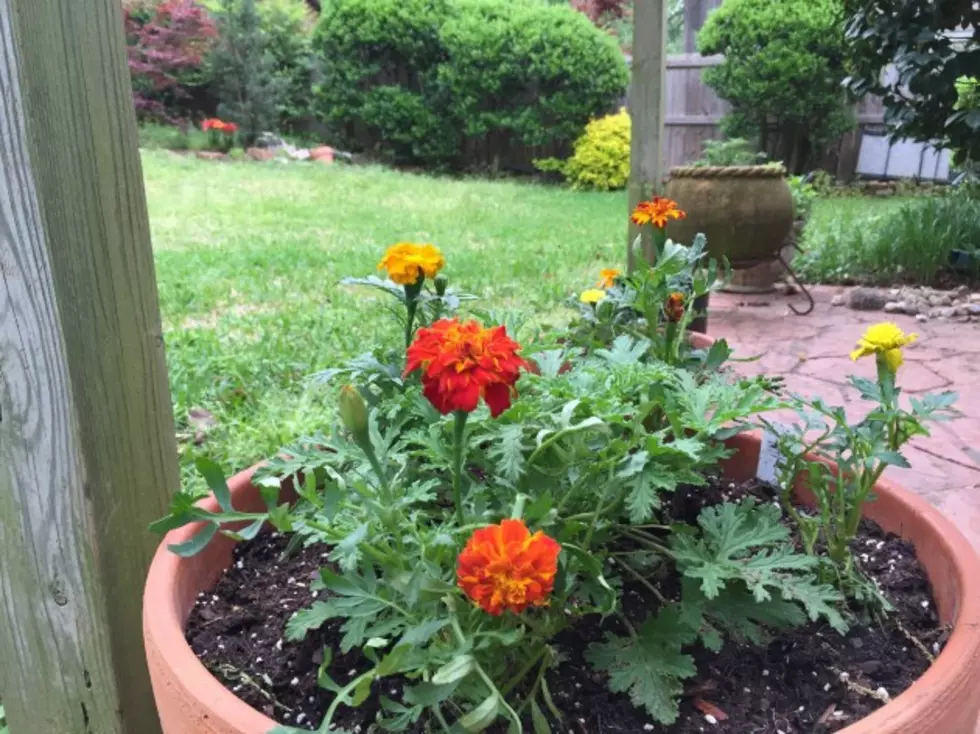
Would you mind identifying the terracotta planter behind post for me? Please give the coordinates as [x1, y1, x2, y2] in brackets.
[144, 438, 980, 734]
[665, 165, 795, 294]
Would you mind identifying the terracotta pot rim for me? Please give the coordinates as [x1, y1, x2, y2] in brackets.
[669, 164, 787, 178]
[144, 436, 980, 734]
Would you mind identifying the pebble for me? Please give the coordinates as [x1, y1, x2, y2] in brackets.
[705, 714, 718, 725]
[916, 313, 929, 323]
[933, 642, 941, 654]
[762, 669, 769, 676]
[874, 687, 890, 702]
[839, 671, 850, 681]
[643, 725, 655, 732]
[832, 294, 846, 307]
[290, 677, 299, 686]
[921, 600, 930, 609]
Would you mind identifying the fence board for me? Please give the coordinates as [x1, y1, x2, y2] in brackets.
[659, 53, 918, 178]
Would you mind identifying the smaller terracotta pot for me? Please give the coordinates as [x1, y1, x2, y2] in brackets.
[144, 439, 980, 734]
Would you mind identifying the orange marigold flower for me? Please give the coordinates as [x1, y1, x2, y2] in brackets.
[378, 242, 445, 286]
[597, 268, 621, 288]
[665, 291, 686, 322]
[630, 196, 686, 229]
[405, 319, 526, 417]
[201, 118, 236, 134]
[457, 519, 561, 616]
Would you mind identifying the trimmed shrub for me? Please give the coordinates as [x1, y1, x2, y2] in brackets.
[310, 0, 628, 169]
[698, 0, 853, 173]
[536, 108, 631, 191]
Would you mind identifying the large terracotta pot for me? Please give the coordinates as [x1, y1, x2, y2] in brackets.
[144, 442, 980, 734]
[665, 165, 794, 269]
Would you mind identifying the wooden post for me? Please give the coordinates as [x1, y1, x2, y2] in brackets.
[0, 0, 178, 731]
[627, 0, 669, 270]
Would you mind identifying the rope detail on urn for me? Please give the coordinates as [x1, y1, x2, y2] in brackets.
[669, 164, 787, 178]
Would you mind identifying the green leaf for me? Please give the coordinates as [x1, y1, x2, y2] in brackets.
[530, 698, 551, 734]
[595, 335, 651, 366]
[195, 458, 233, 512]
[221, 517, 265, 542]
[671, 501, 845, 632]
[489, 424, 526, 484]
[586, 606, 697, 725]
[457, 693, 499, 732]
[267, 503, 293, 533]
[432, 654, 475, 685]
[168, 522, 217, 557]
[403, 680, 460, 707]
[286, 601, 337, 641]
[399, 619, 449, 646]
[874, 450, 911, 468]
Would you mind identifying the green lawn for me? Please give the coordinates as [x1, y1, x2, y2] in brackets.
[146, 151, 629, 489]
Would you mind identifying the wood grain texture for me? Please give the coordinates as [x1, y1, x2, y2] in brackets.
[626, 0, 669, 271]
[0, 0, 178, 731]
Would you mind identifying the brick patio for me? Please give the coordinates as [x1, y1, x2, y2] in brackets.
[707, 284, 980, 551]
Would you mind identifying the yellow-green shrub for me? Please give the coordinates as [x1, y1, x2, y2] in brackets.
[537, 108, 630, 191]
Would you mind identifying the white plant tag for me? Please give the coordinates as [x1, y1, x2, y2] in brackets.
[756, 423, 791, 485]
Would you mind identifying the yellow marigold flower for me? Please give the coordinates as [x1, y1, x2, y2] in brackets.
[630, 196, 686, 229]
[850, 322, 918, 372]
[597, 268, 621, 288]
[580, 288, 606, 304]
[377, 242, 445, 286]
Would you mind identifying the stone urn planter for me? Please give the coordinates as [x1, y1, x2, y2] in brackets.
[665, 165, 795, 292]
[143, 440, 980, 734]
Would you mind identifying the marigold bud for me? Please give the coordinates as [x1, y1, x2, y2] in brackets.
[434, 274, 449, 296]
[338, 385, 370, 444]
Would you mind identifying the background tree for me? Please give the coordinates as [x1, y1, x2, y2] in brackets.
[208, 0, 286, 145]
[698, 0, 854, 173]
[843, 0, 980, 164]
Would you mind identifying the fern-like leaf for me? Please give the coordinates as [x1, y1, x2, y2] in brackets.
[586, 606, 698, 725]
[671, 500, 846, 632]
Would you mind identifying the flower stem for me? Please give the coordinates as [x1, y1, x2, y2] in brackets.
[403, 278, 424, 348]
[452, 410, 469, 525]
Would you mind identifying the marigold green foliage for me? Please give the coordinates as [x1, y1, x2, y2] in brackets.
[537, 108, 631, 191]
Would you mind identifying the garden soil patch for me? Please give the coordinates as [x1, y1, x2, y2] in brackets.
[186, 479, 944, 733]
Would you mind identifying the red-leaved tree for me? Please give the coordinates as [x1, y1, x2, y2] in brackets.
[571, 0, 630, 24]
[125, 0, 218, 122]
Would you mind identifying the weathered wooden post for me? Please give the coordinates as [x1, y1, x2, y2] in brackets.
[627, 0, 669, 269]
[0, 0, 178, 731]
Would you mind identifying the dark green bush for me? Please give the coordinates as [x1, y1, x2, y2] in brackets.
[202, 0, 314, 133]
[208, 0, 286, 146]
[698, 0, 853, 173]
[310, 0, 628, 169]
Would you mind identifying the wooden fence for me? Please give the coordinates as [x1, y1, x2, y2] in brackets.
[661, 53, 891, 178]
